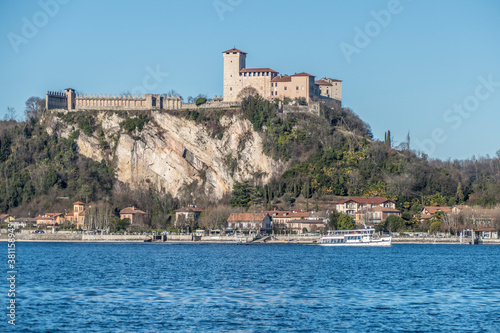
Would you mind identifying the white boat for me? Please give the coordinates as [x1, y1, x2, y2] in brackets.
[318, 228, 391, 247]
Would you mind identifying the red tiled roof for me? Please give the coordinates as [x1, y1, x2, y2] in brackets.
[271, 75, 292, 82]
[222, 48, 247, 54]
[286, 219, 325, 224]
[322, 77, 342, 82]
[475, 227, 497, 232]
[291, 72, 314, 77]
[0, 214, 10, 220]
[264, 210, 311, 219]
[359, 206, 401, 213]
[227, 213, 269, 222]
[46, 213, 64, 217]
[315, 80, 332, 86]
[35, 215, 54, 220]
[119, 207, 147, 215]
[423, 206, 451, 215]
[371, 207, 400, 212]
[73, 201, 85, 205]
[240, 68, 278, 73]
[336, 197, 394, 205]
[175, 206, 204, 213]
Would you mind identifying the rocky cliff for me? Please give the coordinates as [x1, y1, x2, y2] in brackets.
[45, 110, 287, 200]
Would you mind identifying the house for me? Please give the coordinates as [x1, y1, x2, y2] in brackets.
[265, 209, 311, 231]
[227, 213, 272, 233]
[420, 206, 452, 220]
[474, 227, 499, 240]
[335, 197, 396, 217]
[450, 205, 496, 227]
[11, 218, 36, 228]
[356, 206, 401, 225]
[35, 214, 63, 227]
[174, 205, 203, 227]
[119, 206, 147, 224]
[285, 218, 326, 234]
[0, 214, 14, 224]
[65, 201, 87, 229]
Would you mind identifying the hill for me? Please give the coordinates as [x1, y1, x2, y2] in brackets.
[1, 96, 500, 223]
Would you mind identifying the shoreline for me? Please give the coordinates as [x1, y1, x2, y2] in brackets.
[2, 237, 500, 245]
[2, 233, 499, 244]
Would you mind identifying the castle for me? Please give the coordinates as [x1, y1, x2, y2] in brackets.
[222, 47, 342, 104]
[46, 48, 341, 111]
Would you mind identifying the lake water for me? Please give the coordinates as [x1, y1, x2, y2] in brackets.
[2, 243, 500, 332]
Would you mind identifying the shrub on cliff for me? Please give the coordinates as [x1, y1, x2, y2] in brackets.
[195, 98, 207, 106]
[121, 115, 150, 133]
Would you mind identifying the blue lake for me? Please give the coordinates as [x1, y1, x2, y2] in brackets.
[2, 243, 500, 332]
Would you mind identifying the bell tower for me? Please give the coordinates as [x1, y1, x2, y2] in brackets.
[223, 47, 246, 102]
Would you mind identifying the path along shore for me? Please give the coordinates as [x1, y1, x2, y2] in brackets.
[1, 233, 500, 244]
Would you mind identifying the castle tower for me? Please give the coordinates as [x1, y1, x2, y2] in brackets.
[223, 47, 246, 102]
[65, 88, 76, 110]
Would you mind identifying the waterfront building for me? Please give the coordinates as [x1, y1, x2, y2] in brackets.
[174, 205, 204, 227]
[265, 209, 311, 232]
[65, 201, 87, 229]
[419, 206, 452, 220]
[285, 218, 326, 234]
[119, 206, 147, 224]
[0, 214, 14, 224]
[35, 213, 65, 227]
[355, 206, 401, 225]
[335, 197, 396, 218]
[226, 213, 271, 233]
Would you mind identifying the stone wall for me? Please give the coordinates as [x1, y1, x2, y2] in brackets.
[180, 100, 240, 110]
[282, 101, 320, 116]
[46, 88, 182, 111]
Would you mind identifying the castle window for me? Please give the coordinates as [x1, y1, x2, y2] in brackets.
[284, 87, 287, 90]
[296, 86, 299, 90]
[230, 87, 232, 91]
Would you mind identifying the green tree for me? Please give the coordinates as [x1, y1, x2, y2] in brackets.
[456, 182, 464, 203]
[230, 181, 256, 207]
[282, 193, 292, 208]
[384, 215, 406, 233]
[337, 214, 356, 230]
[429, 221, 442, 234]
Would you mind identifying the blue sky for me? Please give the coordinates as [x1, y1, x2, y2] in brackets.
[1, 0, 499, 160]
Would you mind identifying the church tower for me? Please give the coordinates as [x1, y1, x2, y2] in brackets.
[223, 48, 246, 102]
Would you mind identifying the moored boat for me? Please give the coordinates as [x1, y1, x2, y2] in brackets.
[319, 228, 391, 246]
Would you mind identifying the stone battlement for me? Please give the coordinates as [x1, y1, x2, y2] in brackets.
[46, 88, 182, 111]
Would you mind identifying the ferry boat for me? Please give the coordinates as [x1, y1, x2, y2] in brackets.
[318, 228, 391, 247]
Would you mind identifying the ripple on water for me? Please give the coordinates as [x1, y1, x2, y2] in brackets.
[4, 243, 500, 332]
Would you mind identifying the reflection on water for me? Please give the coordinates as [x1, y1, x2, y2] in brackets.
[3, 243, 500, 332]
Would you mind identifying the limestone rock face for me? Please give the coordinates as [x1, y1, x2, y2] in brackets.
[45, 110, 286, 199]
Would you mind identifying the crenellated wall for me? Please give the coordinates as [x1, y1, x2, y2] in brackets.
[46, 88, 182, 111]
